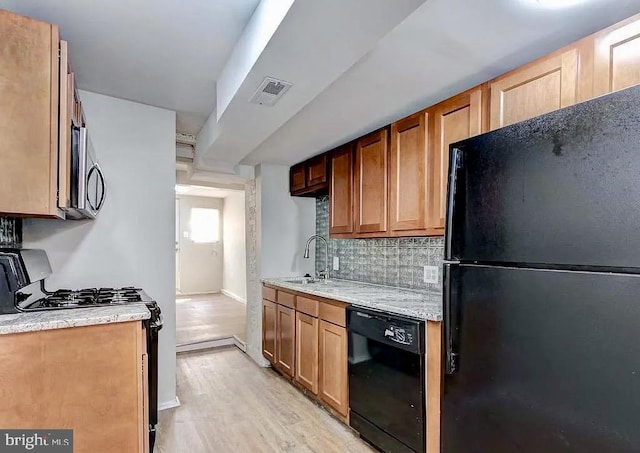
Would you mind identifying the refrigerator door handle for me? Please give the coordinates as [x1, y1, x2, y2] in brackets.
[445, 147, 463, 260]
[444, 262, 459, 375]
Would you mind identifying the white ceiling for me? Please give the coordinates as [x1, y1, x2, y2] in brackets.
[0, 0, 260, 135]
[2, 0, 640, 165]
[244, 0, 640, 165]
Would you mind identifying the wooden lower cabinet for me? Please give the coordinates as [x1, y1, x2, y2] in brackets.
[276, 304, 296, 377]
[318, 320, 349, 417]
[0, 321, 148, 453]
[295, 312, 319, 394]
[262, 299, 277, 364]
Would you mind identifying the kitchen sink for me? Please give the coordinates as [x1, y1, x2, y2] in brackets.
[283, 277, 323, 285]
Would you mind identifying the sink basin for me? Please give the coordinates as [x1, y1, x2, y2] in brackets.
[283, 277, 322, 285]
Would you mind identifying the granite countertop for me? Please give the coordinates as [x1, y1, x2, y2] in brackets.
[0, 304, 151, 335]
[262, 278, 442, 321]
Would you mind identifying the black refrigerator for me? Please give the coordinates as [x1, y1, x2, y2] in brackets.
[442, 85, 640, 453]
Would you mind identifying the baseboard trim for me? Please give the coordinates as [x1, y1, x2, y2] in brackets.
[233, 334, 247, 352]
[221, 289, 246, 304]
[158, 396, 181, 411]
[176, 337, 235, 353]
[176, 291, 221, 297]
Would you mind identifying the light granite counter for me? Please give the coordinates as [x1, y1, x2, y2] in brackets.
[262, 278, 442, 321]
[0, 304, 151, 335]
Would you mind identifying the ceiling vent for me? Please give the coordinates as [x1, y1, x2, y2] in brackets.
[250, 77, 292, 106]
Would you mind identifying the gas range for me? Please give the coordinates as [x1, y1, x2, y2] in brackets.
[22, 286, 153, 310]
[0, 248, 162, 452]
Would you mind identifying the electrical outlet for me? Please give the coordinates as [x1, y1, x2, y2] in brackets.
[333, 256, 340, 271]
[423, 265, 439, 284]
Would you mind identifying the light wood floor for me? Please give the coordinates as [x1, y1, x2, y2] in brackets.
[176, 293, 246, 346]
[156, 348, 375, 453]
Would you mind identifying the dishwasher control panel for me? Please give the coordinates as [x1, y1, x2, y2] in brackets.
[348, 307, 424, 354]
[384, 325, 414, 346]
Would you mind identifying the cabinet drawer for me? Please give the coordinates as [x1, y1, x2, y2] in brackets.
[319, 302, 347, 327]
[262, 286, 277, 302]
[296, 296, 319, 317]
[277, 290, 296, 309]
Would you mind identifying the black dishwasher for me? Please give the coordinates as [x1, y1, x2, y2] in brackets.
[347, 307, 426, 453]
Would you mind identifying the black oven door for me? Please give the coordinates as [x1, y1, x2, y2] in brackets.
[348, 308, 426, 453]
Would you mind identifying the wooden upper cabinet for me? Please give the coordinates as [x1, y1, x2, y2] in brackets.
[329, 143, 354, 236]
[290, 164, 306, 194]
[488, 47, 581, 130]
[389, 111, 429, 233]
[262, 299, 277, 364]
[0, 11, 61, 218]
[355, 128, 388, 234]
[276, 304, 295, 377]
[593, 15, 640, 96]
[429, 87, 483, 230]
[319, 320, 349, 417]
[307, 154, 328, 187]
[290, 154, 329, 196]
[295, 312, 319, 395]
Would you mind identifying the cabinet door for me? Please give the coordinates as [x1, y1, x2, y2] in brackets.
[295, 312, 319, 394]
[0, 11, 61, 218]
[307, 154, 328, 187]
[290, 164, 306, 194]
[355, 128, 388, 234]
[329, 144, 354, 235]
[276, 305, 295, 377]
[262, 299, 277, 364]
[319, 320, 348, 417]
[593, 15, 640, 96]
[429, 88, 483, 230]
[389, 111, 429, 233]
[488, 47, 580, 130]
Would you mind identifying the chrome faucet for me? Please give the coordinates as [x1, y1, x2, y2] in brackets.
[303, 235, 329, 280]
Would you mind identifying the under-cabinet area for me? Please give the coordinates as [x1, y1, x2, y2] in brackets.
[262, 279, 443, 453]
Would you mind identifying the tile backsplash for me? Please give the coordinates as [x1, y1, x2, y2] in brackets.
[0, 217, 22, 246]
[315, 196, 444, 291]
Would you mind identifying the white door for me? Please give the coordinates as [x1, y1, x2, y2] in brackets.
[176, 196, 224, 294]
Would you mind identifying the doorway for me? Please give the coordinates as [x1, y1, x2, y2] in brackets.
[174, 185, 247, 351]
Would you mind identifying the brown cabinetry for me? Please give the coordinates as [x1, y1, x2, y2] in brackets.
[290, 154, 329, 196]
[276, 304, 295, 377]
[329, 143, 354, 236]
[389, 111, 429, 234]
[593, 16, 640, 96]
[428, 87, 484, 231]
[488, 46, 582, 131]
[262, 286, 349, 419]
[295, 312, 319, 394]
[355, 128, 388, 234]
[262, 299, 277, 364]
[0, 321, 149, 453]
[0, 11, 62, 218]
[318, 319, 349, 417]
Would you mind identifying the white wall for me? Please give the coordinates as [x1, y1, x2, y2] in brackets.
[259, 164, 316, 278]
[23, 91, 177, 407]
[245, 164, 315, 365]
[222, 190, 247, 301]
[176, 195, 223, 294]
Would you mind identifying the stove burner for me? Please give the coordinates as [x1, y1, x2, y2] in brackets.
[33, 287, 143, 308]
